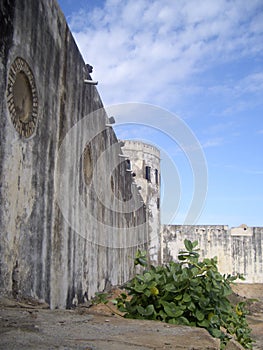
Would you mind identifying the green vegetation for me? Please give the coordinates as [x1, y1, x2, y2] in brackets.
[114, 240, 253, 349]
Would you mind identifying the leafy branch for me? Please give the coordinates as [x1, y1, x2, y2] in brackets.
[115, 240, 253, 349]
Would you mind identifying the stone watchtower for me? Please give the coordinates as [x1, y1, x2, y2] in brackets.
[121, 140, 161, 264]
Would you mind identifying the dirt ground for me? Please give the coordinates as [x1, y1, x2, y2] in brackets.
[0, 284, 262, 350]
[231, 284, 263, 350]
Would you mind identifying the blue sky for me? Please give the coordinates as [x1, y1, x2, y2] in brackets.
[57, 0, 263, 227]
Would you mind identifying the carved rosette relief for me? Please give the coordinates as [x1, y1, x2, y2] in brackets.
[6, 57, 38, 138]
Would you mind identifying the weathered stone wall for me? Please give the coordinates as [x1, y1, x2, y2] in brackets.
[162, 225, 263, 283]
[121, 140, 161, 264]
[0, 0, 147, 308]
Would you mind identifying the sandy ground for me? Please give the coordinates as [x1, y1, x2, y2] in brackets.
[0, 300, 220, 350]
[232, 284, 263, 350]
[0, 284, 262, 350]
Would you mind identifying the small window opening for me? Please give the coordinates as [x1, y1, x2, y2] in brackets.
[145, 166, 151, 181]
[155, 169, 159, 185]
[126, 159, 131, 170]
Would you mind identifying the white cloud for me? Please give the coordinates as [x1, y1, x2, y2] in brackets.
[67, 0, 263, 107]
[202, 122, 234, 134]
[200, 70, 263, 118]
[208, 72, 263, 97]
[245, 170, 263, 175]
[236, 73, 263, 94]
[202, 137, 224, 149]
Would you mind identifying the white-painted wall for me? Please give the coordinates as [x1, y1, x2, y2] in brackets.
[121, 140, 161, 264]
[162, 225, 263, 283]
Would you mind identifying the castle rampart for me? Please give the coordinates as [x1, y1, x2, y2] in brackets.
[162, 225, 263, 283]
[0, 0, 147, 308]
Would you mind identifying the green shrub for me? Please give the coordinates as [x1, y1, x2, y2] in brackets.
[115, 240, 253, 349]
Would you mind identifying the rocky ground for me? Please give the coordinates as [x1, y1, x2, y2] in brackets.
[0, 284, 262, 350]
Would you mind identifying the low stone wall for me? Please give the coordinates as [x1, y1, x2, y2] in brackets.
[162, 225, 263, 283]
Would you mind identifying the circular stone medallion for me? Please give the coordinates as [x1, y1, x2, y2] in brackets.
[6, 57, 38, 138]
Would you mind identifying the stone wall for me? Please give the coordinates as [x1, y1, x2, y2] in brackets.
[0, 0, 147, 308]
[121, 140, 161, 264]
[162, 225, 263, 283]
